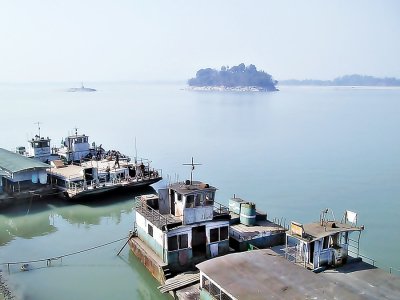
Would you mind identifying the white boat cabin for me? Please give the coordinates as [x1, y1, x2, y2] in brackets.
[58, 131, 95, 162]
[285, 209, 364, 270]
[16, 135, 58, 163]
[134, 180, 230, 274]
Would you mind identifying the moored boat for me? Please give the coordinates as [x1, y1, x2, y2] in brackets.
[48, 157, 162, 199]
[17, 127, 162, 200]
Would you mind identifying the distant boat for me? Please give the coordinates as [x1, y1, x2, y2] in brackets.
[67, 82, 96, 92]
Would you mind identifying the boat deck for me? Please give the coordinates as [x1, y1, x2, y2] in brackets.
[230, 219, 286, 241]
[49, 164, 83, 180]
[135, 201, 182, 229]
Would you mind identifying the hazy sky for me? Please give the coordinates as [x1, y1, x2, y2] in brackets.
[1, 0, 399, 82]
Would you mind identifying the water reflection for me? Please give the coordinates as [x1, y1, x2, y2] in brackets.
[0, 187, 155, 246]
[126, 251, 171, 300]
[0, 212, 57, 246]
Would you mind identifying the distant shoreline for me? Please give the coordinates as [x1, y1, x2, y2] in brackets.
[186, 86, 279, 92]
[277, 84, 400, 90]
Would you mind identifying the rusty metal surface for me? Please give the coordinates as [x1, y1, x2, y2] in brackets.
[128, 237, 166, 284]
[169, 181, 216, 195]
[321, 260, 400, 300]
[289, 221, 363, 242]
[197, 249, 372, 300]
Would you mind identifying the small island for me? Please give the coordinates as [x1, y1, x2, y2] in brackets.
[280, 74, 400, 87]
[67, 82, 96, 92]
[188, 63, 278, 92]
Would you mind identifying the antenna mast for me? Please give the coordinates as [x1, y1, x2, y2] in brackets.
[34, 121, 41, 137]
[134, 137, 138, 164]
[183, 157, 202, 184]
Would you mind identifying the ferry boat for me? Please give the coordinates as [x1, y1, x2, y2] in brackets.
[17, 127, 162, 199]
[48, 157, 162, 199]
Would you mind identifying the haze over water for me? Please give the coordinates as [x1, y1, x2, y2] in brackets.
[0, 83, 399, 299]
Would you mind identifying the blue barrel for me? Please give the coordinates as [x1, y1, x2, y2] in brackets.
[240, 202, 256, 226]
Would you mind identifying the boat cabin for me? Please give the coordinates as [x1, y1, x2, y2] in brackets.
[27, 135, 54, 162]
[16, 135, 58, 163]
[0, 148, 50, 196]
[131, 180, 231, 282]
[59, 133, 93, 162]
[285, 209, 364, 270]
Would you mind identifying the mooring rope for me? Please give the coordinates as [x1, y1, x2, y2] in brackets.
[1, 235, 129, 266]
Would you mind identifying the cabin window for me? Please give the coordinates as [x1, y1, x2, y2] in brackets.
[148, 224, 153, 237]
[179, 234, 188, 249]
[186, 196, 195, 208]
[210, 228, 219, 243]
[220, 226, 228, 240]
[186, 195, 193, 205]
[195, 194, 201, 206]
[177, 193, 182, 201]
[168, 234, 189, 251]
[323, 236, 329, 249]
[205, 193, 214, 206]
[168, 236, 178, 251]
[210, 226, 229, 243]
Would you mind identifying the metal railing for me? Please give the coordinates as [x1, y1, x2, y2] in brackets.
[134, 196, 171, 228]
[213, 201, 229, 215]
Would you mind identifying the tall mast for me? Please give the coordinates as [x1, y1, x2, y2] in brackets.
[183, 157, 202, 184]
[34, 121, 41, 137]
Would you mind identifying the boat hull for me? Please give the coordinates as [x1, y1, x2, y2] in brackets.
[65, 176, 162, 200]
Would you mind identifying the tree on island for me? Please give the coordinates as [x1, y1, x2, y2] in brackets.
[188, 63, 278, 91]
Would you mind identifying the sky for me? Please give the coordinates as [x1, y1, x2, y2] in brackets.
[0, 0, 399, 82]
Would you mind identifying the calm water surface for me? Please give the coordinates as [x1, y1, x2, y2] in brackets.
[0, 83, 399, 299]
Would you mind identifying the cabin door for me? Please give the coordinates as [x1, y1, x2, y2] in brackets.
[192, 226, 206, 258]
[170, 190, 175, 215]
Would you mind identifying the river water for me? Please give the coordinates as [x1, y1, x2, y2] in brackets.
[0, 83, 399, 299]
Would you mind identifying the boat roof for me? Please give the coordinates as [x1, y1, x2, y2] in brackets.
[197, 249, 400, 299]
[169, 181, 217, 195]
[0, 148, 49, 173]
[66, 134, 88, 139]
[289, 220, 363, 242]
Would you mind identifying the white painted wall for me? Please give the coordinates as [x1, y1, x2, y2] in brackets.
[135, 212, 164, 246]
[12, 169, 47, 184]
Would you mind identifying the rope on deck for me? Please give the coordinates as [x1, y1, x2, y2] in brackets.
[1, 235, 129, 268]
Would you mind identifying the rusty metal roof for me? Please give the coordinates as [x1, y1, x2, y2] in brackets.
[197, 249, 369, 300]
[289, 221, 363, 242]
[169, 181, 217, 195]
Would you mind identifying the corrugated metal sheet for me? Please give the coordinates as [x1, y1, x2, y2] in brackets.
[0, 148, 49, 173]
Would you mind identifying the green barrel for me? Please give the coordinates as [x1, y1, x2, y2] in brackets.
[240, 202, 256, 226]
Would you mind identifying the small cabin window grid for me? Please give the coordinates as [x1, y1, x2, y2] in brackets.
[201, 274, 233, 300]
[210, 226, 229, 243]
[168, 234, 189, 252]
[148, 224, 153, 237]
